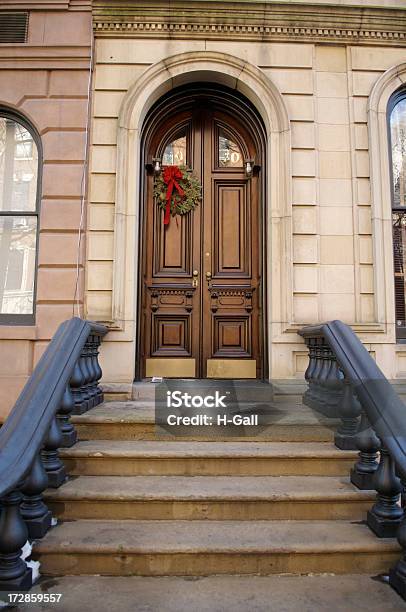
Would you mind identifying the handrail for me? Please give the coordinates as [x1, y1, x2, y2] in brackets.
[299, 320, 406, 479]
[0, 318, 106, 499]
[299, 319, 406, 600]
[0, 317, 107, 590]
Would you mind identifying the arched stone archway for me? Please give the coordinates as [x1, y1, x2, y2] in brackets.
[368, 63, 406, 338]
[111, 51, 292, 379]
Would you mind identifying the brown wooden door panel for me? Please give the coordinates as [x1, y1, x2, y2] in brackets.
[142, 97, 262, 378]
[214, 181, 251, 278]
[213, 314, 252, 357]
[153, 211, 193, 276]
[151, 312, 192, 356]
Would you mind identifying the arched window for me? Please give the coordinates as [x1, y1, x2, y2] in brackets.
[0, 110, 41, 324]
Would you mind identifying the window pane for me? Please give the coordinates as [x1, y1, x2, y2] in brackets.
[393, 211, 406, 328]
[219, 129, 243, 168]
[0, 216, 37, 315]
[0, 118, 38, 212]
[163, 135, 186, 166]
[391, 98, 406, 208]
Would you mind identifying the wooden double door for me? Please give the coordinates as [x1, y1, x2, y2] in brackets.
[141, 95, 263, 378]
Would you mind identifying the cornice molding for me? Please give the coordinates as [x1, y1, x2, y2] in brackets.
[93, 20, 406, 45]
[0, 1, 91, 9]
[93, 1, 406, 45]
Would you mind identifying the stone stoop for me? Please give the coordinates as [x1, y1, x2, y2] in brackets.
[33, 394, 401, 580]
[100, 379, 309, 404]
[26, 575, 406, 611]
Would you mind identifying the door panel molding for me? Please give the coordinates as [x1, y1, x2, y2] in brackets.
[214, 180, 250, 278]
[151, 314, 192, 356]
[153, 211, 193, 276]
[212, 315, 252, 358]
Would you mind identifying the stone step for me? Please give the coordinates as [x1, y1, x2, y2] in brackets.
[33, 519, 400, 577]
[131, 379, 276, 402]
[71, 400, 338, 442]
[45, 475, 374, 521]
[23, 574, 406, 612]
[102, 379, 406, 405]
[60, 440, 356, 476]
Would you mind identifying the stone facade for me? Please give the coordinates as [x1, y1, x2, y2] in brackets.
[87, 0, 406, 390]
[1, 0, 406, 417]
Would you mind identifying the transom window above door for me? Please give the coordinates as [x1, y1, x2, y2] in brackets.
[162, 133, 187, 166]
[218, 128, 243, 168]
[0, 111, 40, 324]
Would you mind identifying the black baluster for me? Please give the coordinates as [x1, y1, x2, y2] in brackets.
[318, 344, 331, 401]
[20, 454, 52, 539]
[334, 379, 361, 450]
[367, 444, 403, 537]
[90, 334, 102, 406]
[303, 337, 317, 407]
[57, 385, 77, 448]
[79, 344, 92, 412]
[316, 345, 343, 417]
[70, 358, 86, 415]
[350, 411, 380, 489]
[309, 341, 335, 415]
[320, 342, 332, 405]
[401, 479, 406, 509]
[389, 478, 406, 598]
[324, 351, 344, 413]
[304, 337, 314, 384]
[310, 338, 324, 409]
[85, 336, 97, 408]
[305, 338, 324, 410]
[41, 417, 66, 488]
[93, 334, 104, 405]
[0, 489, 32, 590]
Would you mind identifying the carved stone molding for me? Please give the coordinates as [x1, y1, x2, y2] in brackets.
[93, 1, 406, 46]
[94, 21, 406, 45]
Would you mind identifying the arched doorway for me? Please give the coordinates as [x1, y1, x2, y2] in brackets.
[138, 84, 267, 379]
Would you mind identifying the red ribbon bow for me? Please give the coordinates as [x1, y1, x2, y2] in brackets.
[162, 165, 185, 226]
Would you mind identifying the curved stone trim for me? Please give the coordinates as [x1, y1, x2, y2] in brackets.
[118, 51, 290, 134]
[367, 63, 406, 339]
[368, 63, 406, 115]
[111, 51, 293, 377]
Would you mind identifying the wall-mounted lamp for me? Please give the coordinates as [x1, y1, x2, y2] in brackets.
[245, 159, 254, 178]
[152, 157, 162, 175]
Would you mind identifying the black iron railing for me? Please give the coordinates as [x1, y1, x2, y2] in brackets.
[0, 317, 107, 590]
[299, 320, 406, 599]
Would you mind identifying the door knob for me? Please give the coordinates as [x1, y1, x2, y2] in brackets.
[206, 271, 212, 283]
[192, 270, 199, 288]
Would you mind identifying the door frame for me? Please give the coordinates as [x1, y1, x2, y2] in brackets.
[136, 83, 268, 380]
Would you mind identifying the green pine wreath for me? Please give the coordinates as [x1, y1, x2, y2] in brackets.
[154, 165, 201, 220]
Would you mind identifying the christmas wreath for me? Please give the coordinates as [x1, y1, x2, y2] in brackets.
[154, 164, 201, 226]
